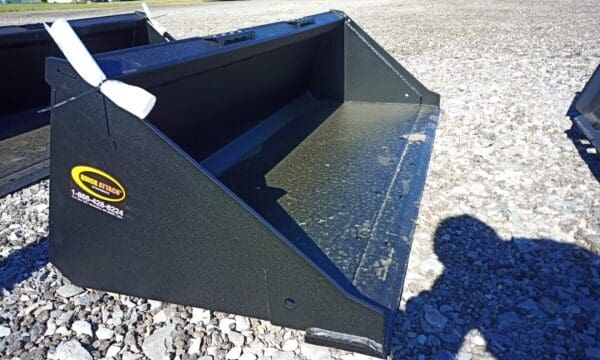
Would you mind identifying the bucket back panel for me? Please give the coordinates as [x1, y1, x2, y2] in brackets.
[308, 25, 345, 101]
[146, 37, 322, 163]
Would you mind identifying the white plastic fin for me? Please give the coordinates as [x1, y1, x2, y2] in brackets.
[44, 19, 105, 87]
[100, 81, 157, 120]
[142, 3, 168, 36]
[44, 19, 156, 119]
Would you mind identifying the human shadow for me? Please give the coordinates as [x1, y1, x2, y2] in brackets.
[393, 215, 600, 359]
[0, 238, 48, 292]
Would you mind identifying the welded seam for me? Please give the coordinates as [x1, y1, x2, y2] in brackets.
[352, 106, 424, 285]
[345, 21, 422, 98]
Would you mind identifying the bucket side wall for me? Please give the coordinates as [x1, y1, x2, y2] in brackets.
[342, 19, 440, 106]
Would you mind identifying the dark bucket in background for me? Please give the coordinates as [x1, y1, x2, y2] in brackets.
[0, 12, 171, 197]
[47, 11, 440, 357]
[569, 64, 600, 151]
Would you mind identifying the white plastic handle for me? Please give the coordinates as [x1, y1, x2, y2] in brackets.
[44, 19, 156, 119]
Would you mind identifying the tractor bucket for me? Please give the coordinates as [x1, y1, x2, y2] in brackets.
[47, 11, 440, 357]
[0, 12, 172, 197]
[570, 64, 600, 151]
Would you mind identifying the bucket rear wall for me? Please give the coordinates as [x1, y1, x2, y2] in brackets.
[147, 27, 343, 162]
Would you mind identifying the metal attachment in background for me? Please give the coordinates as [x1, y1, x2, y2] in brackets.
[142, 2, 175, 41]
[0, 13, 173, 198]
[569, 64, 600, 151]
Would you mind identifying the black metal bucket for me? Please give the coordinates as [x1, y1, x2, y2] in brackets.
[47, 11, 440, 357]
[0, 12, 171, 197]
[570, 64, 600, 151]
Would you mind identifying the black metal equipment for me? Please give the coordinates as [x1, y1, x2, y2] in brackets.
[0, 13, 171, 197]
[570, 64, 600, 151]
[47, 11, 440, 358]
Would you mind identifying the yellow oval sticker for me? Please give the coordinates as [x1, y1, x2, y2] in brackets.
[71, 165, 126, 203]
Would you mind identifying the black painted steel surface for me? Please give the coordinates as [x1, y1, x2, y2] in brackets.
[47, 11, 440, 357]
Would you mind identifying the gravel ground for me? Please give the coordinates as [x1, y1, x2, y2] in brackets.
[1, 0, 599, 359]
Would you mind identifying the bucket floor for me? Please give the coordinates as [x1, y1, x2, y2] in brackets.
[218, 99, 438, 309]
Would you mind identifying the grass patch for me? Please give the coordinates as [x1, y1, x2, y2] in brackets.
[0, 0, 204, 13]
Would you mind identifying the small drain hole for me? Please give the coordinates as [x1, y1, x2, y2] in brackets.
[285, 298, 296, 309]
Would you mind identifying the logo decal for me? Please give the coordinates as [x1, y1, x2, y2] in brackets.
[71, 165, 126, 202]
[70, 165, 126, 219]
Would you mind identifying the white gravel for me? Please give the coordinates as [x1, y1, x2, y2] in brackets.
[1, 0, 599, 359]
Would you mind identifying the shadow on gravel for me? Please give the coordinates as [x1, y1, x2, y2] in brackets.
[566, 124, 600, 183]
[393, 215, 600, 359]
[0, 238, 48, 292]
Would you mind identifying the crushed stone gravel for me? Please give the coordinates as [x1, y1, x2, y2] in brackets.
[1, 0, 599, 359]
